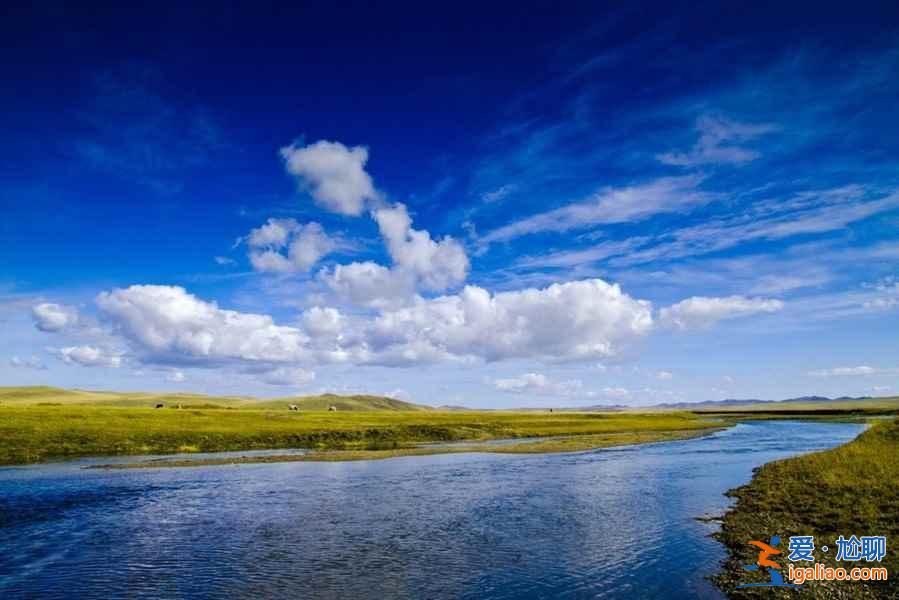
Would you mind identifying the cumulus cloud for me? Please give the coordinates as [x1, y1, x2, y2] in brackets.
[493, 372, 584, 396]
[167, 370, 186, 382]
[300, 306, 344, 338]
[659, 295, 783, 330]
[280, 140, 379, 216]
[96, 285, 315, 364]
[321, 203, 469, 306]
[319, 261, 415, 309]
[54, 345, 123, 368]
[367, 279, 653, 364]
[246, 218, 338, 273]
[373, 203, 469, 291]
[92, 279, 652, 370]
[479, 176, 710, 244]
[32, 303, 79, 332]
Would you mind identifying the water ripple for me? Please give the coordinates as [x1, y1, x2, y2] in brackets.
[0, 421, 865, 599]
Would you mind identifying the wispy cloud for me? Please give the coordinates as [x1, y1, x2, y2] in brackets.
[659, 295, 783, 330]
[480, 175, 710, 245]
[657, 114, 778, 166]
[9, 355, 47, 370]
[513, 238, 648, 270]
[73, 64, 224, 193]
[808, 366, 899, 377]
[610, 186, 899, 267]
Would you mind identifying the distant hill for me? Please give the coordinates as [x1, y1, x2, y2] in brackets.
[651, 395, 899, 412]
[254, 393, 432, 412]
[0, 386, 432, 411]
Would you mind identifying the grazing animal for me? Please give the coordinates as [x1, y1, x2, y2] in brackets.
[328, 405, 337, 412]
[155, 403, 164, 409]
[288, 404, 299, 411]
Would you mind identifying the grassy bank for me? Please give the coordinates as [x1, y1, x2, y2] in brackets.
[715, 418, 899, 598]
[0, 404, 722, 466]
[89, 427, 722, 469]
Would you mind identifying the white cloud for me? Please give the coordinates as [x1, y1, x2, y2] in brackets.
[493, 372, 583, 396]
[514, 238, 648, 269]
[367, 279, 653, 364]
[32, 303, 79, 332]
[320, 261, 415, 309]
[167, 370, 186, 382]
[656, 370, 673, 380]
[482, 184, 517, 203]
[260, 366, 316, 386]
[9, 355, 46, 370]
[280, 140, 379, 216]
[54, 345, 122, 368]
[808, 366, 899, 377]
[91, 279, 649, 370]
[214, 256, 236, 266]
[386, 388, 412, 401]
[373, 203, 469, 291]
[612, 186, 899, 267]
[247, 217, 294, 247]
[600, 386, 630, 399]
[300, 306, 344, 339]
[657, 114, 778, 166]
[247, 219, 338, 274]
[863, 277, 899, 311]
[96, 285, 315, 364]
[659, 295, 783, 330]
[321, 203, 469, 306]
[480, 176, 710, 244]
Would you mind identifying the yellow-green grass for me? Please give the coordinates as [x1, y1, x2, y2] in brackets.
[0, 403, 720, 466]
[715, 418, 899, 598]
[90, 428, 724, 469]
[0, 386, 430, 411]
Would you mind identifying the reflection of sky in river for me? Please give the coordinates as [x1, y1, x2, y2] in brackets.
[0, 421, 866, 599]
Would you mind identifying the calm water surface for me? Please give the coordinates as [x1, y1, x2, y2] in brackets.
[0, 420, 865, 599]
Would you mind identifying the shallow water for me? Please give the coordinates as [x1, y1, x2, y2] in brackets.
[0, 420, 865, 599]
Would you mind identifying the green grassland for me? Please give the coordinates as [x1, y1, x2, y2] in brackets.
[3, 387, 898, 470]
[0, 386, 429, 411]
[0, 386, 722, 465]
[92, 428, 721, 469]
[715, 417, 899, 598]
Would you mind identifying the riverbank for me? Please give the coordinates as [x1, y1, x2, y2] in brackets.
[0, 405, 723, 466]
[714, 417, 899, 598]
[88, 428, 723, 469]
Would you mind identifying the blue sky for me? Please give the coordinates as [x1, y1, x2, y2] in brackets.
[3, 2, 899, 407]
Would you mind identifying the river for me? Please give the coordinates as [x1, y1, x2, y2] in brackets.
[0, 420, 866, 599]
